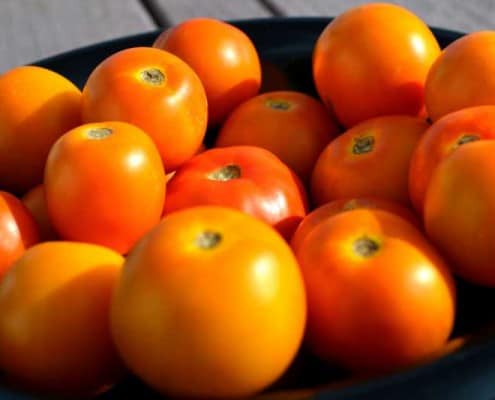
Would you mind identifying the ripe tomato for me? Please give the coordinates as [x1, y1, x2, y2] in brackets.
[0, 242, 124, 395]
[313, 3, 440, 127]
[153, 18, 261, 127]
[111, 206, 306, 398]
[0, 66, 81, 194]
[0, 191, 39, 279]
[163, 146, 307, 240]
[409, 106, 495, 215]
[82, 47, 207, 171]
[425, 31, 495, 121]
[22, 184, 58, 242]
[290, 197, 420, 254]
[296, 209, 455, 372]
[311, 115, 428, 207]
[44, 121, 166, 254]
[424, 141, 495, 287]
[215, 91, 340, 182]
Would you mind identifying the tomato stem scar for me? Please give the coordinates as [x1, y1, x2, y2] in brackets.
[352, 136, 374, 154]
[353, 236, 380, 257]
[140, 68, 165, 85]
[266, 99, 291, 111]
[196, 231, 222, 249]
[456, 134, 480, 147]
[87, 127, 113, 139]
[207, 164, 241, 181]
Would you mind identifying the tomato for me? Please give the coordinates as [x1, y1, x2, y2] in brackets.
[424, 141, 495, 287]
[409, 106, 495, 215]
[313, 3, 440, 128]
[425, 31, 495, 122]
[22, 184, 58, 242]
[296, 209, 455, 372]
[111, 206, 306, 398]
[163, 146, 308, 240]
[290, 197, 420, 254]
[0, 66, 81, 194]
[82, 47, 207, 171]
[0, 191, 39, 279]
[153, 18, 261, 127]
[311, 115, 428, 207]
[0, 242, 124, 395]
[44, 121, 166, 254]
[215, 91, 340, 182]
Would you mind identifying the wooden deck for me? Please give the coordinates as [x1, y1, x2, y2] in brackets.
[0, 0, 494, 73]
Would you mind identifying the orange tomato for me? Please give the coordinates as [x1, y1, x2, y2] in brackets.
[311, 115, 428, 207]
[22, 184, 58, 242]
[0, 242, 124, 395]
[425, 31, 495, 121]
[313, 3, 440, 127]
[163, 146, 308, 240]
[409, 106, 495, 215]
[111, 206, 306, 398]
[0, 191, 39, 279]
[0, 66, 81, 194]
[296, 209, 455, 372]
[215, 91, 340, 182]
[424, 141, 495, 287]
[153, 18, 261, 127]
[44, 121, 166, 254]
[82, 47, 207, 171]
[290, 197, 420, 254]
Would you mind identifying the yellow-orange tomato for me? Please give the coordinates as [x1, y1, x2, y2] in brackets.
[0, 242, 124, 396]
[313, 3, 440, 127]
[424, 141, 495, 287]
[44, 121, 166, 254]
[215, 91, 340, 182]
[425, 31, 495, 121]
[111, 206, 306, 398]
[153, 18, 261, 127]
[0, 66, 81, 194]
[311, 115, 428, 206]
[82, 47, 207, 171]
[409, 106, 495, 215]
[290, 197, 420, 254]
[296, 209, 455, 372]
[0, 191, 39, 279]
[22, 184, 58, 242]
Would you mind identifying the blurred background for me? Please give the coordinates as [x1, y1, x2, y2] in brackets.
[1, 0, 494, 73]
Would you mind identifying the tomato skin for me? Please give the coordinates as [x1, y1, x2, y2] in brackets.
[313, 3, 440, 127]
[153, 18, 261, 127]
[424, 141, 495, 287]
[82, 47, 207, 171]
[425, 31, 495, 122]
[44, 121, 166, 254]
[296, 209, 455, 372]
[164, 146, 308, 240]
[22, 184, 58, 242]
[0, 66, 81, 194]
[0, 242, 124, 395]
[215, 91, 340, 182]
[0, 191, 39, 279]
[111, 206, 306, 398]
[290, 197, 420, 254]
[409, 106, 495, 215]
[311, 115, 428, 207]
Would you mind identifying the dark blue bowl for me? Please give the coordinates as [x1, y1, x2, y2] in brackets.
[20, 17, 495, 400]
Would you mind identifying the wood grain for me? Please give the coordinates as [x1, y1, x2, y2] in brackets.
[0, 0, 155, 73]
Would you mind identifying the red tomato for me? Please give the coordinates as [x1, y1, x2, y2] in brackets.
[153, 18, 261, 127]
[163, 146, 308, 240]
[313, 3, 440, 127]
[22, 184, 58, 242]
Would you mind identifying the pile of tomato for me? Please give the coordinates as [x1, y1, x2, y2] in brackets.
[1, 2, 495, 398]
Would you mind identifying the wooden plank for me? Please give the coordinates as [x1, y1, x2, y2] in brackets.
[149, 0, 272, 25]
[269, 0, 495, 33]
[0, 0, 156, 73]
